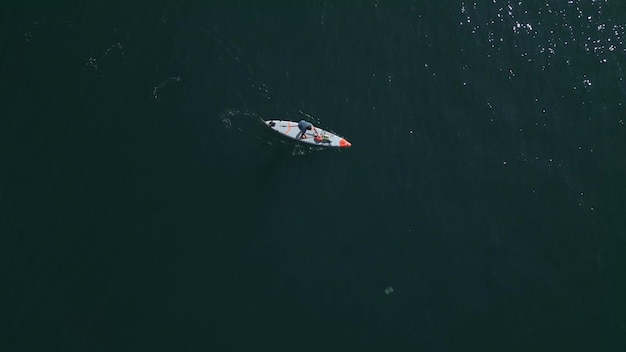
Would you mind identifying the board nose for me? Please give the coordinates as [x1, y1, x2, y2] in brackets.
[339, 138, 351, 148]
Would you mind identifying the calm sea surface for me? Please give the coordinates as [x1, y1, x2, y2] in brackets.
[1, 1, 625, 351]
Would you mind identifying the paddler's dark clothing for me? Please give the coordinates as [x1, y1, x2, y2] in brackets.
[298, 120, 313, 139]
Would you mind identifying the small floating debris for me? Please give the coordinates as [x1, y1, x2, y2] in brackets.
[384, 286, 394, 295]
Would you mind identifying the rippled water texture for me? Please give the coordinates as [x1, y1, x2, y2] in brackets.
[1, 1, 624, 351]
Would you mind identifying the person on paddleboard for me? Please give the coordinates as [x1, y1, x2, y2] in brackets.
[298, 120, 319, 139]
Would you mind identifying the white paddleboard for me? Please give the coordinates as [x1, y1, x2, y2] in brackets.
[265, 120, 352, 148]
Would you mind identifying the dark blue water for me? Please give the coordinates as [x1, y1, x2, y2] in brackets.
[2, 1, 625, 351]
